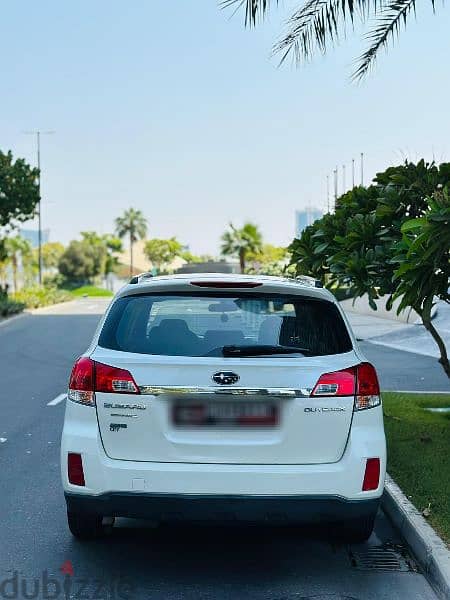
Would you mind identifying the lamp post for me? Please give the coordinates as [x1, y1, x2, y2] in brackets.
[24, 131, 54, 285]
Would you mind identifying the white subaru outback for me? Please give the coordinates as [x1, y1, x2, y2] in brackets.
[61, 273, 386, 541]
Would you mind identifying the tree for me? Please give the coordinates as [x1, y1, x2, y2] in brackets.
[4, 236, 33, 293]
[41, 242, 65, 270]
[392, 186, 450, 376]
[289, 160, 450, 376]
[114, 209, 148, 277]
[221, 222, 263, 273]
[144, 238, 183, 274]
[223, 0, 441, 79]
[79, 232, 123, 279]
[6, 236, 33, 291]
[58, 240, 100, 284]
[247, 244, 289, 275]
[0, 150, 39, 229]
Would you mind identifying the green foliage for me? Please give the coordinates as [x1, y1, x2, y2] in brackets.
[58, 240, 101, 284]
[68, 285, 113, 297]
[58, 233, 122, 284]
[246, 244, 289, 275]
[383, 392, 450, 542]
[392, 186, 450, 315]
[221, 222, 263, 272]
[115, 208, 148, 275]
[0, 150, 39, 228]
[289, 160, 450, 375]
[11, 285, 71, 309]
[0, 298, 25, 318]
[2, 236, 34, 292]
[40, 242, 65, 269]
[115, 208, 147, 243]
[144, 237, 183, 273]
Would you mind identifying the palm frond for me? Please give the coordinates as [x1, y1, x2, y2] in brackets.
[352, 0, 416, 79]
[273, 0, 389, 66]
[220, 0, 278, 26]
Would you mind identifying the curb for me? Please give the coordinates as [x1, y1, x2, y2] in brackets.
[382, 474, 450, 599]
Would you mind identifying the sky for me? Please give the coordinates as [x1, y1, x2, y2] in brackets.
[1, 1, 449, 255]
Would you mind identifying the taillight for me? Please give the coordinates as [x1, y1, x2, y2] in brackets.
[311, 367, 356, 397]
[67, 453, 85, 486]
[68, 357, 95, 405]
[68, 357, 139, 406]
[355, 362, 381, 411]
[95, 361, 139, 394]
[310, 362, 381, 411]
[362, 457, 380, 491]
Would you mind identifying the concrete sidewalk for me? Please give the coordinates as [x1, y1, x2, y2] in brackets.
[343, 301, 450, 361]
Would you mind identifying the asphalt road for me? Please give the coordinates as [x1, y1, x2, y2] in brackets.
[0, 299, 444, 600]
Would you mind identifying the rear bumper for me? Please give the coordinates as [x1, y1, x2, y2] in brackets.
[65, 491, 380, 523]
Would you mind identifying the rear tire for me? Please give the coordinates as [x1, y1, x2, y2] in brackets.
[339, 514, 376, 543]
[67, 511, 105, 540]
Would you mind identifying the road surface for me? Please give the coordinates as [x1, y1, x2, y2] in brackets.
[0, 299, 444, 599]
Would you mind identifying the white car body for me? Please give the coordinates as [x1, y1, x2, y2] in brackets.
[61, 274, 386, 540]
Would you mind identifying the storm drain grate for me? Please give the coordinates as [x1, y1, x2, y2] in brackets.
[349, 543, 417, 572]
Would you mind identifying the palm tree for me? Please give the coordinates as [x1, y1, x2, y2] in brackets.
[4, 236, 33, 292]
[115, 209, 148, 277]
[221, 222, 263, 273]
[222, 0, 439, 79]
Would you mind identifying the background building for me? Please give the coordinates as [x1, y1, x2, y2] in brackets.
[295, 208, 323, 238]
[20, 228, 50, 248]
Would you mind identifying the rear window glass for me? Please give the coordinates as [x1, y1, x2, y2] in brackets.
[98, 293, 353, 357]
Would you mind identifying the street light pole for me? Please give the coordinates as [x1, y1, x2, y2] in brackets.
[24, 130, 54, 285]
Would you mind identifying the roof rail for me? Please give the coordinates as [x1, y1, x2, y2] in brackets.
[129, 272, 154, 285]
[294, 275, 324, 288]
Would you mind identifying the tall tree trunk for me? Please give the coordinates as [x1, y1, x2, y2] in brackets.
[239, 248, 246, 273]
[12, 257, 18, 293]
[129, 232, 133, 278]
[419, 307, 450, 378]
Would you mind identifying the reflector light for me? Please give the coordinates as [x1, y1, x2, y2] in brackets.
[311, 368, 356, 397]
[190, 281, 263, 288]
[68, 453, 85, 486]
[362, 457, 380, 491]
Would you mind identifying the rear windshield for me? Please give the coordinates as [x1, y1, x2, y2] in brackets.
[98, 293, 353, 357]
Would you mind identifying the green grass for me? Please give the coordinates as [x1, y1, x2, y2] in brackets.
[68, 285, 113, 297]
[383, 392, 450, 543]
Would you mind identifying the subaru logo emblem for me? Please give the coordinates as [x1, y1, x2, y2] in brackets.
[212, 371, 240, 385]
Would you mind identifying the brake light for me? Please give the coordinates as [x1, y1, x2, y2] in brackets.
[68, 358, 139, 405]
[355, 362, 381, 411]
[95, 361, 139, 394]
[311, 363, 380, 410]
[311, 367, 356, 397]
[190, 281, 262, 288]
[68, 453, 85, 486]
[68, 357, 95, 405]
[362, 457, 380, 491]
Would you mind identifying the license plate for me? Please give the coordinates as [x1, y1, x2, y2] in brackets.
[172, 401, 278, 427]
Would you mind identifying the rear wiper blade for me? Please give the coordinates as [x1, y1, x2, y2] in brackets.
[222, 345, 311, 357]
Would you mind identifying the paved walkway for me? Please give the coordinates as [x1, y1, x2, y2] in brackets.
[344, 302, 450, 360]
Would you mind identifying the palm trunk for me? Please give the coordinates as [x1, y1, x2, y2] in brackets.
[419, 306, 450, 378]
[12, 257, 18, 293]
[239, 249, 246, 274]
[129, 232, 133, 278]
